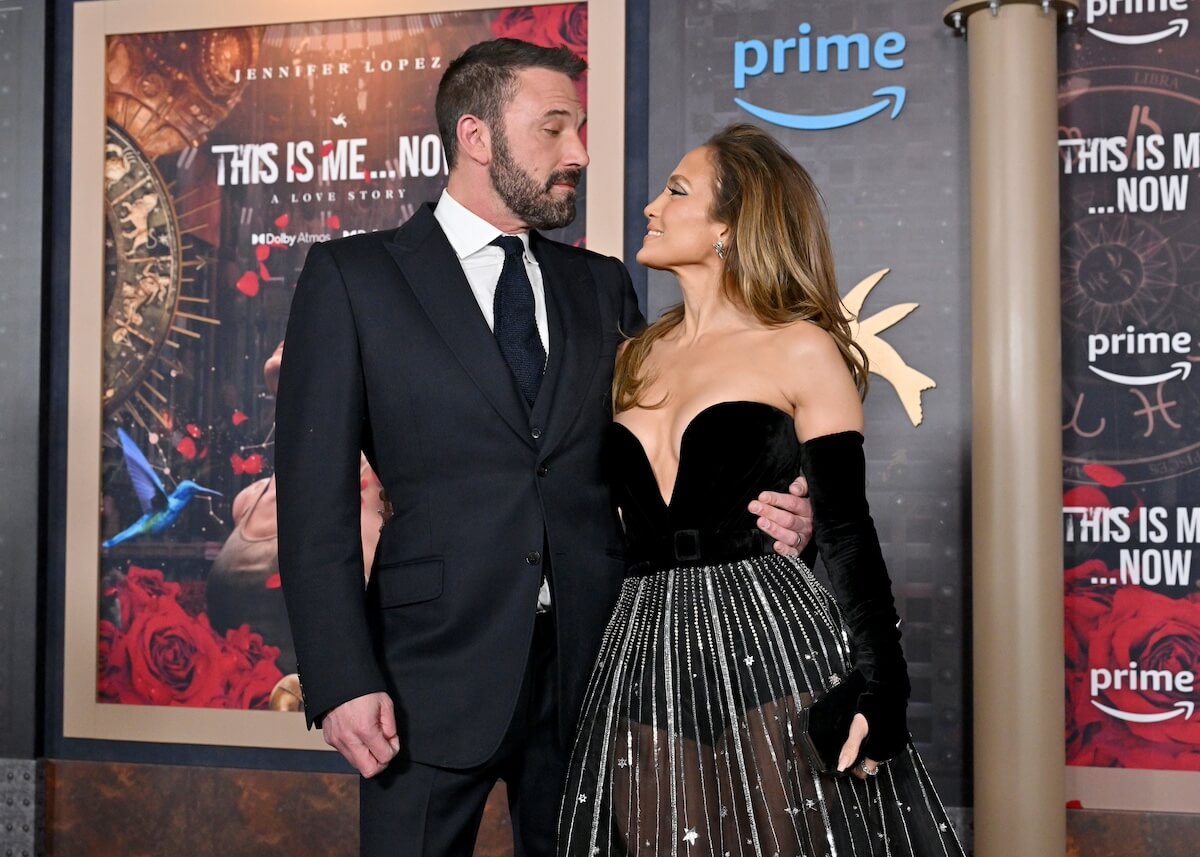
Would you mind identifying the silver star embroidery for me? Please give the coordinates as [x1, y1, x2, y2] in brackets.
[577, 793, 587, 804]
[683, 828, 699, 846]
[744, 655, 755, 666]
[719, 806, 728, 818]
[805, 798, 818, 811]
[939, 823, 949, 833]
[785, 806, 800, 816]
[616, 759, 628, 768]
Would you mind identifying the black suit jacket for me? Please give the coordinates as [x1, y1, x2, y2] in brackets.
[276, 204, 644, 768]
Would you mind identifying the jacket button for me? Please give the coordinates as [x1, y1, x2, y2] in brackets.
[531, 427, 542, 439]
[526, 551, 542, 565]
[536, 464, 549, 477]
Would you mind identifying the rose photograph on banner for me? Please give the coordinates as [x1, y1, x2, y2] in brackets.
[65, 0, 624, 749]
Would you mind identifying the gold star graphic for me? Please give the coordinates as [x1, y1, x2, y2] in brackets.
[842, 268, 936, 427]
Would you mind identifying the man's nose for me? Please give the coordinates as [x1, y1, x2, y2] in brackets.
[563, 130, 589, 170]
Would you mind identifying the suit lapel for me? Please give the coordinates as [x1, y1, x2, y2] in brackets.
[384, 205, 534, 448]
[530, 233, 601, 459]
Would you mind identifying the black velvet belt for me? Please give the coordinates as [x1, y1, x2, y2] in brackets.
[625, 527, 775, 576]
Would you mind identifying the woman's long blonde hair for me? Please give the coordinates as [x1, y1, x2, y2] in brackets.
[613, 123, 868, 413]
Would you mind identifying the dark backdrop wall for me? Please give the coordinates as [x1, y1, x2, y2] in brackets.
[642, 0, 973, 811]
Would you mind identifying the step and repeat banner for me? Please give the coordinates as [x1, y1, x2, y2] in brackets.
[645, 0, 972, 819]
[1059, 1, 1200, 810]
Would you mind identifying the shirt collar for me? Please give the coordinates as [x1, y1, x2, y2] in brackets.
[434, 189, 532, 261]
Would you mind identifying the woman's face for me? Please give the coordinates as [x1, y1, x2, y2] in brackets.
[635, 146, 726, 272]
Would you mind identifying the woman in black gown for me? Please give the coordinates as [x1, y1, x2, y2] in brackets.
[558, 125, 965, 857]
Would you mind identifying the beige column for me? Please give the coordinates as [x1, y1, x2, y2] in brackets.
[942, 1, 1076, 855]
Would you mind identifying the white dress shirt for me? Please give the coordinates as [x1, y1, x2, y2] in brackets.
[433, 189, 553, 611]
[433, 189, 549, 354]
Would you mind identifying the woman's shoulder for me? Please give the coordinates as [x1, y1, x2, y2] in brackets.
[770, 318, 845, 364]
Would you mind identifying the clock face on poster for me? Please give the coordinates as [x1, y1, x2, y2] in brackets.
[103, 121, 185, 424]
[1059, 65, 1200, 486]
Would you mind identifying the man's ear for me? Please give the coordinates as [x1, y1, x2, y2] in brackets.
[456, 115, 492, 167]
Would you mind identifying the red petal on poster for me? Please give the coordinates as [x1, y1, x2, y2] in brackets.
[176, 436, 197, 459]
[1066, 800, 1083, 809]
[231, 410, 249, 426]
[265, 573, 282, 590]
[274, 213, 289, 229]
[160, 411, 174, 431]
[199, 445, 209, 460]
[320, 141, 335, 158]
[255, 245, 271, 262]
[290, 163, 305, 175]
[186, 423, 202, 438]
[327, 214, 341, 229]
[231, 453, 265, 476]
[1063, 485, 1110, 509]
[236, 271, 260, 297]
[363, 171, 372, 185]
[1083, 463, 1125, 488]
[259, 263, 271, 280]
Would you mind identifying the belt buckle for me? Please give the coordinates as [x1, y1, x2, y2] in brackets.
[673, 529, 702, 562]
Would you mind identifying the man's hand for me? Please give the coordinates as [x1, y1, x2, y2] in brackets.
[322, 691, 400, 778]
[749, 475, 813, 558]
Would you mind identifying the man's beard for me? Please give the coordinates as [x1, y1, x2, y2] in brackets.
[490, 131, 581, 231]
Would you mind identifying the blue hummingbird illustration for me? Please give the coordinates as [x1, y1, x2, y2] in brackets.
[102, 427, 222, 549]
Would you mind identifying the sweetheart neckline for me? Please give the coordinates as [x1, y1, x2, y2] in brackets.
[613, 400, 793, 509]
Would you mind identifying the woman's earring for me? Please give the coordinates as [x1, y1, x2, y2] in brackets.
[713, 239, 726, 260]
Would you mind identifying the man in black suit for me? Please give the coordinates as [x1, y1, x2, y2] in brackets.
[276, 39, 810, 857]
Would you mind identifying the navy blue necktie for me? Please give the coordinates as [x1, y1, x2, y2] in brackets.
[491, 235, 546, 406]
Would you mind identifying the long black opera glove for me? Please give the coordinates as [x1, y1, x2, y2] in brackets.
[800, 430, 911, 762]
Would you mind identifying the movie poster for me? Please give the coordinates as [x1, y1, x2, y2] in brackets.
[96, 4, 588, 712]
[1060, 3, 1200, 774]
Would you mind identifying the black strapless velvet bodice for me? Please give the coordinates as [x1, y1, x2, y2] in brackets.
[610, 401, 802, 572]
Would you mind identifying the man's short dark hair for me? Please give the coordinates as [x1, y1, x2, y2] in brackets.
[436, 38, 587, 169]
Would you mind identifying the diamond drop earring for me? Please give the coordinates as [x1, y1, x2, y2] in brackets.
[713, 239, 726, 260]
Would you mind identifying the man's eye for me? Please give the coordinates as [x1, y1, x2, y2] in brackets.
[545, 128, 562, 137]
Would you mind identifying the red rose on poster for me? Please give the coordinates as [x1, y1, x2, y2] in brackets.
[1086, 587, 1200, 747]
[491, 4, 587, 60]
[99, 566, 285, 709]
[1064, 559, 1119, 757]
[224, 624, 284, 710]
[109, 564, 182, 628]
[96, 619, 129, 702]
[108, 598, 229, 706]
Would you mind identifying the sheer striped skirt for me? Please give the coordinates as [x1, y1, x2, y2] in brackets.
[557, 555, 965, 857]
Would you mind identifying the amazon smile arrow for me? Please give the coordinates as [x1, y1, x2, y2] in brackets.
[735, 86, 906, 131]
[1088, 17, 1189, 45]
